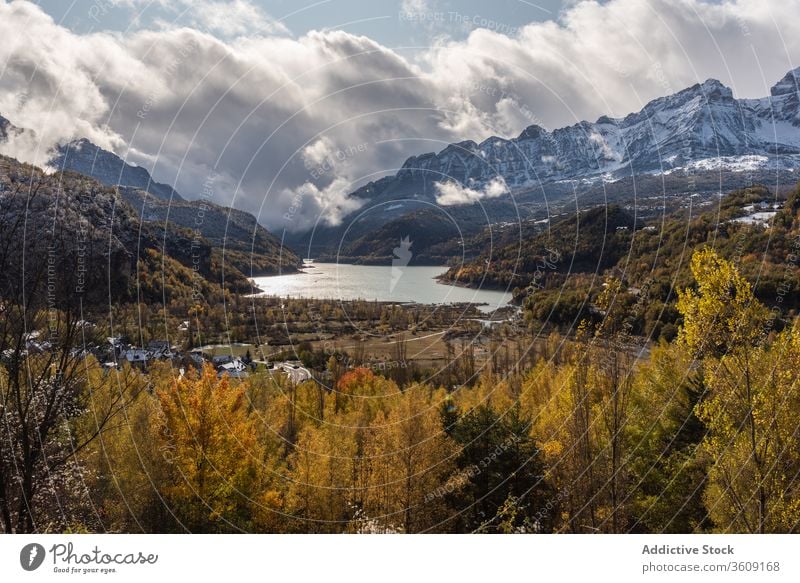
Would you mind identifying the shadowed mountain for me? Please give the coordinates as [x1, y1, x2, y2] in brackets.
[53, 138, 184, 201]
[0, 119, 301, 276]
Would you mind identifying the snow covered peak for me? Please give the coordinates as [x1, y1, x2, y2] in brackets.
[518, 124, 547, 141]
[771, 67, 800, 96]
[684, 78, 733, 101]
[378, 68, 800, 202]
[447, 140, 478, 152]
[627, 78, 734, 126]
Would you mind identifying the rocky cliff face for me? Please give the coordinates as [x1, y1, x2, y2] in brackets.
[351, 68, 800, 205]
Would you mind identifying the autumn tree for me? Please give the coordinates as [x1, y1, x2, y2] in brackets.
[288, 417, 359, 532]
[527, 353, 602, 533]
[286, 369, 398, 532]
[156, 364, 265, 532]
[590, 280, 639, 532]
[678, 248, 800, 532]
[80, 363, 168, 532]
[626, 342, 709, 533]
[363, 386, 456, 532]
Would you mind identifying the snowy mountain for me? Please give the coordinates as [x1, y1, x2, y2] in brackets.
[290, 68, 800, 256]
[352, 68, 800, 202]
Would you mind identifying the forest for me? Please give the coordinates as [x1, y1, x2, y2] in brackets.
[445, 184, 800, 341]
[1, 244, 799, 533]
[1, 152, 799, 533]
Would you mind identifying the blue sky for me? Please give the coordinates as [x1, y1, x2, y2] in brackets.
[33, 0, 565, 44]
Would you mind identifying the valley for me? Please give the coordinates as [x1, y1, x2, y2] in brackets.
[2, 47, 800, 537]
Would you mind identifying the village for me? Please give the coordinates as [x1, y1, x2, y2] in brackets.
[4, 328, 312, 384]
[108, 336, 313, 383]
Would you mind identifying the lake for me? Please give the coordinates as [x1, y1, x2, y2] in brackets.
[251, 263, 512, 313]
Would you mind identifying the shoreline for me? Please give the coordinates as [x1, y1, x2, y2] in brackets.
[435, 272, 516, 294]
[247, 262, 514, 311]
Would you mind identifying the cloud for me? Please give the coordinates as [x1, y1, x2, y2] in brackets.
[0, 0, 799, 232]
[184, 0, 289, 37]
[281, 178, 365, 231]
[588, 131, 620, 162]
[302, 137, 337, 169]
[435, 177, 509, 206]
[113, 0, 289, 38]
[422, 0, 800, 133]
[400, 0, 433, 14]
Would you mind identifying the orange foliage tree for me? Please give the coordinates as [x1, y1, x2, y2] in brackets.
[156, 364, 266, 532]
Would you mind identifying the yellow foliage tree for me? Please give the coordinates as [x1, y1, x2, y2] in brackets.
[287, 406, 364, 533]
[156, 364, 265, 532]
[363, 387, 456, 533]
[677, 247, 767, 357]
[679, 248, 800, 532]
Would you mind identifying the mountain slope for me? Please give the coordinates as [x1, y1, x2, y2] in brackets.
[0, 121, 301, 276]
[441, 185, 800, 322]
[0, 154, 241, 307]
[375, 68, 800, 197]
[52, 138, 184, 201]
[294, 68, 800, 260]
[122, 188, 300, 275]
[10, 154, 300, 308]
[52, 138, 300, 275]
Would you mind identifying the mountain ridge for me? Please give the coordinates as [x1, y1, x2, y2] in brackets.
[388, 68, 800, 194]
[0, 117, 301, 275]
[292, 68, 800, 257]
[52, 138, 184, 202]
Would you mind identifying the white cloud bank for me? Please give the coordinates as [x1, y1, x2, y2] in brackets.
[0, 0, 799, 231]
[435, 177, 509, 206]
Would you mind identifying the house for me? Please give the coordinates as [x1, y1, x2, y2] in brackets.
[107, 336, 125, 347]
[189, 352, 206, 368]
[274, 361, 312, 383]
[218, 359, 246, 372]
[107, 337, 128, 357]
[147, 340, 173, 359]
[124, 349, 150, 368]
[217, 358, 248, 379]
[22, 331, 51, 354]
[212, 354, 233, 366]
[26, 339, 51, 354]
